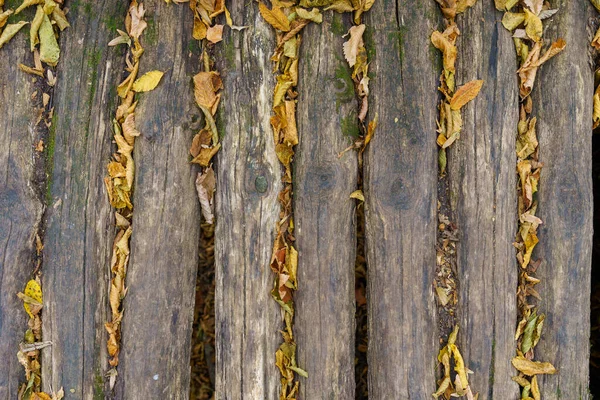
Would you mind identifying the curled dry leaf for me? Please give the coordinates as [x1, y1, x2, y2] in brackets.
[195, 168, 216, 224]
[0, 21, 28, 49]
[258, 2, 290, 32]
[512, 356, 557, 376]
[343, 24, 365, 67]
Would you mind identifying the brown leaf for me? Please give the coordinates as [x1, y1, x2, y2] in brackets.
[193, 71, 223, 110]
[206, 24, 223, 44]
[450, 80, 483, 110]
[195, 168, 216, 224]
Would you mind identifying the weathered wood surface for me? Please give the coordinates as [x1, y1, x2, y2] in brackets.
[294, 12, 358, 399]
[450, 3, 519, 398]
[40, 0, 125, 396]
[115, 3, 201, 399]
[0, 28, 45, 399]
[213, 4, 281, 399]
[533, 1, 593, 398]
[364, 1, 440, 397]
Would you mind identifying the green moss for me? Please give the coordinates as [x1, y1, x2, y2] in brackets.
[223, 38, 235, 67]
[143, 15, 158, 46]
[330, 12, 345, 36]
[363, 25, 376, 62]
[332, 61, 354, 111]
[83, 1, 92, 16]
[340, 112, 359, 140]
[93, 370, 104, 400]
[86, 49, 101, 109]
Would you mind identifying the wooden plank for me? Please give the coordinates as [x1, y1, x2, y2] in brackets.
[449, 3, 520, 398]
[293, 12, 358, 399]
[363, 1, 439, 398]
[213, 4, 281, 399]
[116, 3, 201, 399]
[0, 27, 45, 399]
[41, 0, 126, 396]
[533, 1, 593, 397]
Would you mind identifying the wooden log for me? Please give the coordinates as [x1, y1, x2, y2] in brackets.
[293, 12, 358, 399]
[0, 28, 45, 399]
[533, 1, 593, 397]
[213, 4, 281, 399]
[40, 0, 126, 396]
[116, 2, 201, 399]
[449, 2, 520, 398]
[363, 1, 440, 398]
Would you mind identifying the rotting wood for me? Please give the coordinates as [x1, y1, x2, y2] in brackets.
[448, 1, 520, 397]
[294, 12, 359, 399]
[530, 0, 593, 397]
[213, 4, 281, 398]
[40, 0, 125, 396]
[0, 26, 45, 400]
[363, 0, 440, 397]
[115, 1, 202, 398]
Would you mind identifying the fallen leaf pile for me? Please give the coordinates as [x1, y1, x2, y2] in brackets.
[17, 278, 63, 400]
[591, 1, 600, 129]
[431, 1, 480, 399]
[259, 1, 375, 397]
[184, 0, 232, 225]
[0, 0, 69, 68]
[104, 0, 163, 388]
[496, 0, 565, 396]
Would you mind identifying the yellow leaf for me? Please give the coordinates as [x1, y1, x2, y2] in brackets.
[23, 279, 43, 318]
[0, 10, 13, 29]
[39, 13, 59, 66]
[350, 190, 364, 202]
[511, 356, 557, 376]
[431, 30, 457, 73]
[258, 2, 290, 32]
[193, 71, 223, 110]
[132, 70, 164, 92]
[30, 6, 44, 51]
[501, 12, 525, 31]
[450, 80, 483, 110]
[0, 21, 28, 49]
[524, 9, 542, 42]
[296, 7, 322, 23]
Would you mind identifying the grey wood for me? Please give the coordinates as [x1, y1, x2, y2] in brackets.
[450, 2, 520, 398]
[0, 21, 45, 400]
[363, 0, 440, 398]
[533, 0, 594, 398]
[41, 0, 126, 397]
[213, 3, 281, 399]
[116, 2, 202, 399]
[294, 11, 359, 400]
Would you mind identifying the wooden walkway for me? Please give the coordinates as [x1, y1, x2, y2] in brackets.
[0, 0, 594, 399]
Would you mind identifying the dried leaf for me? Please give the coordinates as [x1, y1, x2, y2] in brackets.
[128, 1, 147, 39]
[206, 24, 223, 43]
[350, 189, 364, 202]
[0, 21, 28, 49]
[296, 7, 322, 23]
[193, 71, 222, 110]
[22, 279, 43, 318]
[512, 356, 557, 376]
[132, 70, 164, 92]
[450, 80, 483, 110]
[258, 2, 290, 32]
[343, 24, 365, 67]
[195, 168, 215, 224]
[39, 13, 59, 66]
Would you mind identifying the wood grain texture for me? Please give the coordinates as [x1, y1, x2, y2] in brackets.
[213, 4, 281, 399]
[116, 2, 201, 399]
[41, 0, 126, 396]
[294, 12, 358, 399]
[363, 1, 440, 398]
[0, 27, 45, 400]
[532, 1, 593, 398]
[450, 3, 520, 398]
